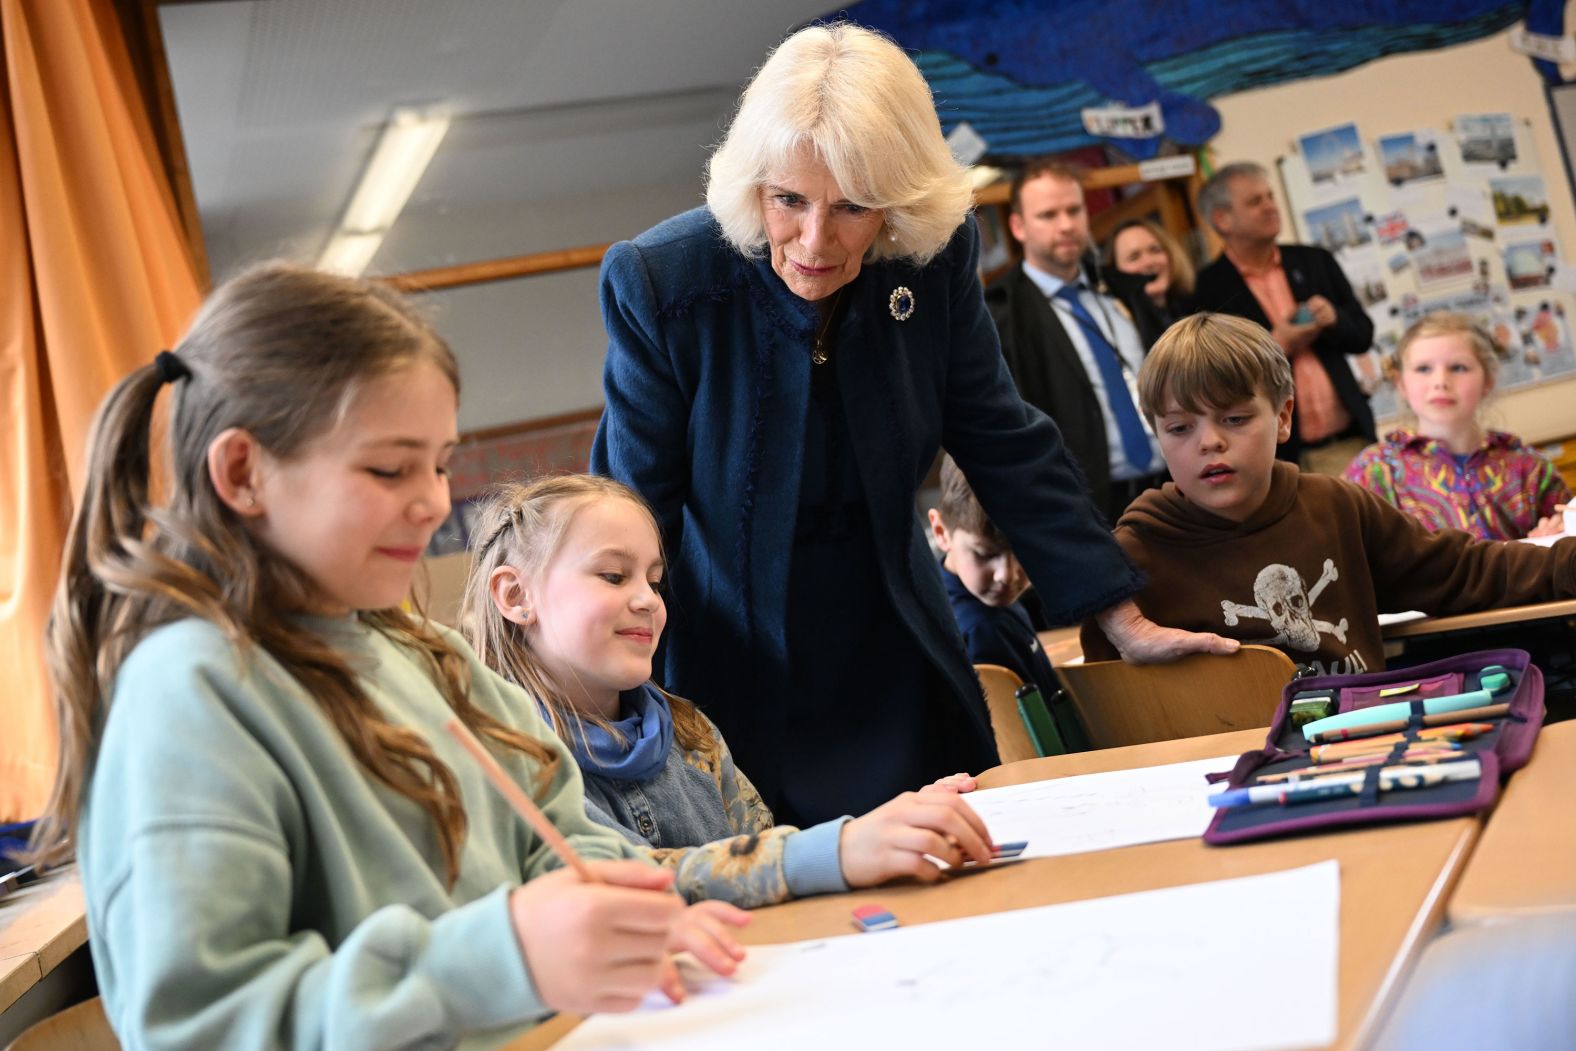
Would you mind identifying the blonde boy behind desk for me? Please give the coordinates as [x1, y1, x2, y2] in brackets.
[1081, 313, 1576, 677]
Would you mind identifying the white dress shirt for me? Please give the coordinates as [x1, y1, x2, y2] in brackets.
[1020, 260, 1162, 481]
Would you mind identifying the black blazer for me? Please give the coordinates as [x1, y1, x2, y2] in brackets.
[985, 265, 1119, 520]
[1190, 244, 1376, 462]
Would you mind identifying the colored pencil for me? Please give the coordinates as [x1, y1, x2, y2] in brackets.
[1311, 723, 1494, 764]
[444, 717, 600, 883]
[1254, 750, 1460, 784]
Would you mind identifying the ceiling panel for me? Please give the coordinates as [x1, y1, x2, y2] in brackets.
[161, 0, 835, 277]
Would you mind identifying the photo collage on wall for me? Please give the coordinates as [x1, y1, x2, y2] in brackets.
[1282, 114, 1576, 422]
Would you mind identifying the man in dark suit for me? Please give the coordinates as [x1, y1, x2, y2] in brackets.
[1192, 162, 1376, 472]
[985, 160, 1166, 523]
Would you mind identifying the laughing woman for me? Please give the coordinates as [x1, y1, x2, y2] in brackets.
[591, 22, 1234, 826]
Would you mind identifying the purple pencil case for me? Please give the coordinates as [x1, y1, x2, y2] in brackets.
[1203, 649, 1545, 846]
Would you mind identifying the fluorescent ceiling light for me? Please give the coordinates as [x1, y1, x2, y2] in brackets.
[318, 231, 384, 277]
[318, 105, 450, 276]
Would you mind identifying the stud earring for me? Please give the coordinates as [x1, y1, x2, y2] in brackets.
[246, 494, 257, 509]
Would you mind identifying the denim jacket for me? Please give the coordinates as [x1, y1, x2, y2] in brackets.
[578, 700, 849, 908]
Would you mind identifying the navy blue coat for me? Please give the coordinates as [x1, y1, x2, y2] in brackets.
[591, 207, 1140, 810]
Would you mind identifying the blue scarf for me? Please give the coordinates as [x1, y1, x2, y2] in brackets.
[554, 683, 674, 783]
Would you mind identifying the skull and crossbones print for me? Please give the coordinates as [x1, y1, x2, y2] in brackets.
[1220, 558, 1349, 652]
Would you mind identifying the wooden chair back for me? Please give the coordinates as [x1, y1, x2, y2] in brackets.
[1053, 644, 1296, 749]
[4, 997, 118, 1051]
[975, 664, 1040, 765]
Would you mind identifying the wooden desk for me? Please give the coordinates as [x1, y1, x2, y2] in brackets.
[509, 729, 1478, 1051]
[1035, 626, 1083, 666]
[1381, 598, 1576, 640]
[1449, 719, 1576, 924]
[0, 869, 86, 1016]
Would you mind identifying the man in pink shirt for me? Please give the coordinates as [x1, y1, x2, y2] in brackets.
[1191, 162, 1376, 474]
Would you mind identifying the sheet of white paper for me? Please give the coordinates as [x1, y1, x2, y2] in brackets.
[1518, 532, 1566, 548]
[556, 861, 1340, 1051]
[1378, 610, 1428, 626]
[961, 754, 1237, 860]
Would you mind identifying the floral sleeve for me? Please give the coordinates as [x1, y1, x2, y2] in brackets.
[644, 717, 803, 908]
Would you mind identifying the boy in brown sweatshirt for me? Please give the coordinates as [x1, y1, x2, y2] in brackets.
[1081, 313, 1576, 676]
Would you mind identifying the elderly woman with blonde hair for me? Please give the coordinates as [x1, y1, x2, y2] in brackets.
[591, 22, 1233, 826]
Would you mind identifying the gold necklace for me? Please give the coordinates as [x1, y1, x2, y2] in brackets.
[810, 289, 845, 366]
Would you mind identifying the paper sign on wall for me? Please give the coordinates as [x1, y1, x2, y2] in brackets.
[1082, 101, 1163, 138]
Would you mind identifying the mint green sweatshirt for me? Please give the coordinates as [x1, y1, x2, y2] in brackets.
[79, 616, 640, 1050]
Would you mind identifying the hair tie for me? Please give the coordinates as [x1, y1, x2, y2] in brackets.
[153, 349, 191, 386]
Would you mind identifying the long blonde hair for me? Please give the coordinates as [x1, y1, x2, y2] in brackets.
[1395, 311, 1501, 383]
[462, 475, 712, 753]
[33, 262, 557, 885]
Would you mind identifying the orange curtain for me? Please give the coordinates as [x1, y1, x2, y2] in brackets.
[1, 0, 202, 820]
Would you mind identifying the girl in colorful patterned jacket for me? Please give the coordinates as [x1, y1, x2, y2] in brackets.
[1345, 312, 1569, 540]
[462, 475, 993, 908]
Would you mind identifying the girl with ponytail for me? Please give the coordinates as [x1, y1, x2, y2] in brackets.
[33, 262, 744, 1049]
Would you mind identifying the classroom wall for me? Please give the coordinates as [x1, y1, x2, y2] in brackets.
[436, 25, 1576, 446]
[385, 178, 705, 434]
[1209, 27, 1576, 445]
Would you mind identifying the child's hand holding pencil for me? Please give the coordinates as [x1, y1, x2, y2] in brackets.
[508, 860, 686, 1014]
[446, 717, 749, 1010]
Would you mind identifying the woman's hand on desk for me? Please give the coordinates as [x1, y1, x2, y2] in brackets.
[839, 791, 993, 886]
[1096, 598, 1240, 663]
[509, 860, 683, 1014]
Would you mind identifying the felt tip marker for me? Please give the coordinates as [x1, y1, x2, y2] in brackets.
[1209, 757, 1481, 809]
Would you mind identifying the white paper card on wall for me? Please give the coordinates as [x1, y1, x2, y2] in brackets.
[1082, 101, 1164, 138]
[1550, 261, 1576, 294]
[1138, 154, 1197, 181]
[1456, 113, 1519, 168]
[945, 121, 988, 166]
[1446, 183, 1496, 227]
[1509, 26, 1576, 64]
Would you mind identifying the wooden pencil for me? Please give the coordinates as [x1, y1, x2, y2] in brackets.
[444, 717, 600, 883]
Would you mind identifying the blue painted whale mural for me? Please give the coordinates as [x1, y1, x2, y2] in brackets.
[839, 1, 1556, 159]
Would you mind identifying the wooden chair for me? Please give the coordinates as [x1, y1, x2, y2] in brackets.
[975, 664, 1041, 765]
[1053, 644, 1296, 749]
[4, 997, 118, 1051]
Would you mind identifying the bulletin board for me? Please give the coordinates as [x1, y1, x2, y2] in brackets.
[1278, 113, 1576, 422]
